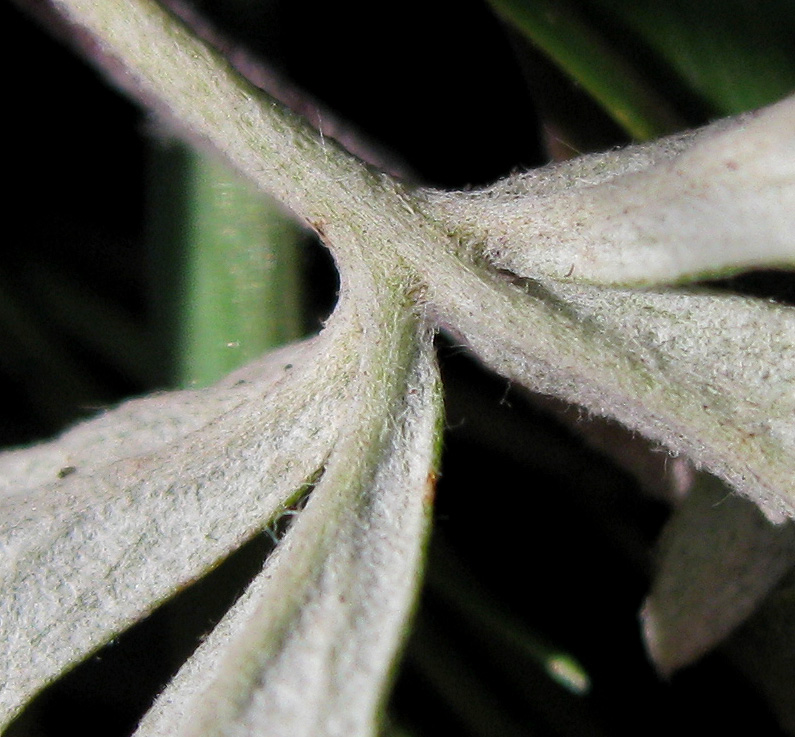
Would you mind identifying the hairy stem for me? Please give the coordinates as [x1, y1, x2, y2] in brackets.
[52, 0, 408, 272]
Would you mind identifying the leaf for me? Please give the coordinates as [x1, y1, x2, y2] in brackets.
[0, 330, 347, 726]
[428, 94, 795, 285]
[641, 474, 795, 676]
[0, 146, 443, 730]
[578, 0, 795, 116]
[489, 0, 795, 139]
[417, 98, 795, 523]
[485, 0, 683, 139]
[134, 325, 441, 737]
[432, 272, 795, 520]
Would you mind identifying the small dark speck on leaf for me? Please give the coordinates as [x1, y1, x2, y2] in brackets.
[58, 466, 77, 479]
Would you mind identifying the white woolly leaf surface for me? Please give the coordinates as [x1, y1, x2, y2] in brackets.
[429, 273, 795, 521]
[427, 95, 795, 285]
[134, 325, 441, 737]
[0, 330, 358, 727]
[49, 0, 795, 522]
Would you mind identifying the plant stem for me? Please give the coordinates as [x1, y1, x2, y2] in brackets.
[147, 143, 304, 388]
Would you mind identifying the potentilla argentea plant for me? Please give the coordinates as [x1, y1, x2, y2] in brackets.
[2, 0, 795, 735]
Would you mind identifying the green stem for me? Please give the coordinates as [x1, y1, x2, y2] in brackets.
[147, 143, 304, 388]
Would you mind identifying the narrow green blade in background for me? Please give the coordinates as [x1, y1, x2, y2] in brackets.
[147, 142, 305, 388]
[486, 0, 684, 139]
[489, 0, 795, 139]
[581, 0, 795, 116]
